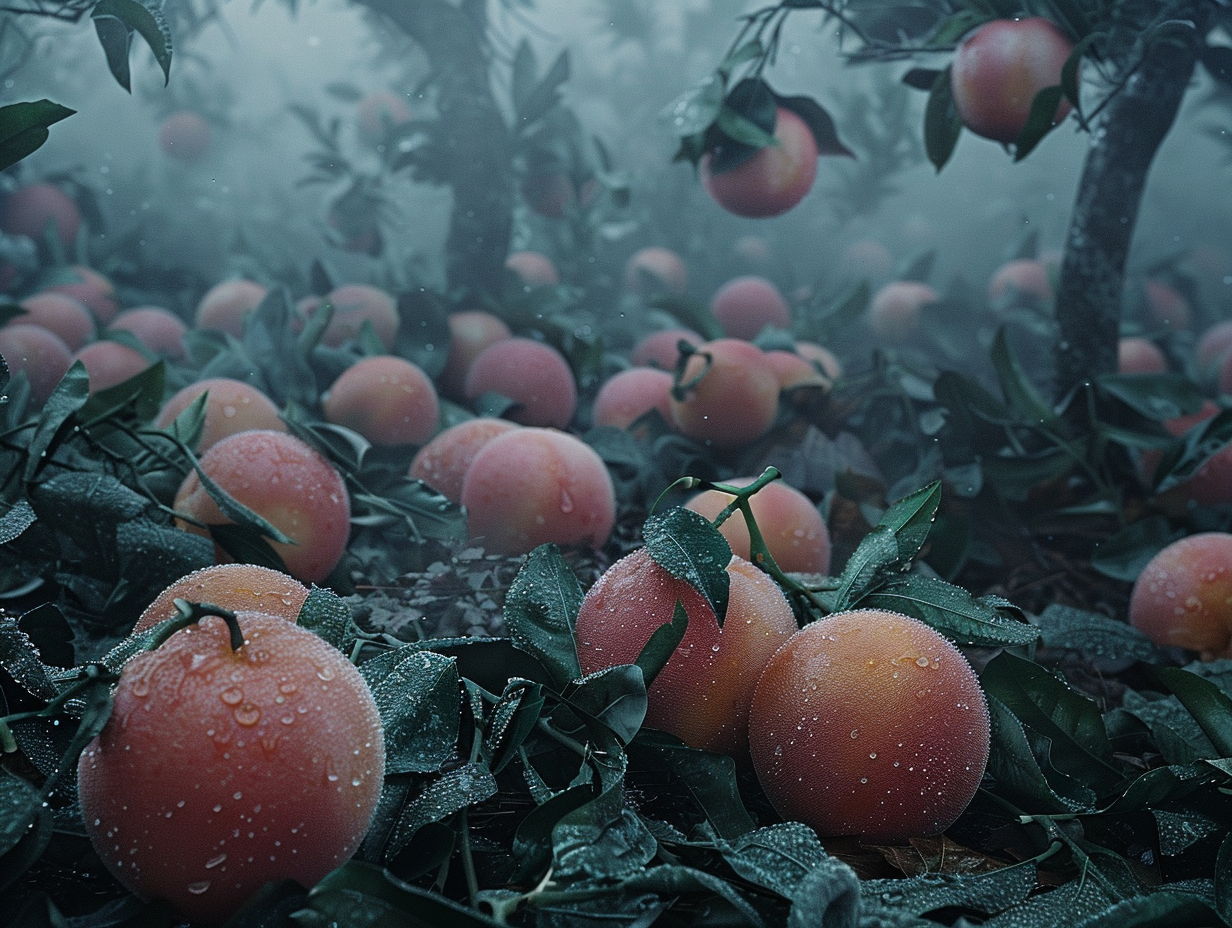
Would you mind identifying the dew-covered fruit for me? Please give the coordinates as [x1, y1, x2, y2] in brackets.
[868, 281, 938, 341]
[44, 266, 120, 324]
[155, 378, 286, 453]
[317, 284, 399, 349]
[16, 292, 96, 350]
[684, 478, 831, 575]
[322, 355, 439, 446]
[623, 246, 688, 296]
[78, 611, 384, 924]
[440, 310, 512, 399]
[1129, 533, 1232, 657]
[0, 323, 73, 404]
[72, 341, 154, 393]
[670, 339, 779, 448]
[464, 337, 577, 428]
[409, 417, 519, 503]
[700, 107, 818, 219]
[133, 563, 311, 634]
[749, 609, 990, 840]
[460, 427, 615, 555]
[195, 279, 269, 337]
[108, 307, 189, 359]
[173, 430, 351, 583]
[575, 550, 797, 756]
[592, 367, 674, 431]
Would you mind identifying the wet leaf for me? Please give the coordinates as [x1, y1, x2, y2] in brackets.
[362, 647, 460, 775]
[643, 507, 730, 625]
[861, 576, 1038, 647]
[503, 544, 583, 690]
[0, 101, 74, 173]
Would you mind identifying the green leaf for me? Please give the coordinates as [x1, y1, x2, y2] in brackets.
[503, 544, 583, 690]
[720, 822, 825, 899]
[923, 66, 961, 172]
[564, 664, 647, 745]
[92, 0, 172, 90]
[984, 695, 1087, 813]
[1217, 832, 1232, 925]
[0, 500, 36, 546]
[385, 763, 497, 858]
[1153, 666, 1232, 759]
[23, 362, 89, 484]
[296, 586, 359, 652]
[1013, 85, 1066, 161]
[861, 576, 1038, 647]
[1096, 373, 1204, 423]
[862, 858, 1037, 920]
[642, 507, 731, 625]
[305, 861, 501, 927]
[206, 524, 291, 575]
[1073, 892, 1224, 928]
[1036, 604, 1167, 664]
[187, 459, 295, 546]
[663, 74, 726, 139]
[777, 94, 853, 157]
[634, 600, 688, 690]
[0, 101, 75, 173]
[361, 646, 460, 775]
[1091, 518, 1185, 583]
[832, 525, 899, 611]
[991, 326, 1057, 427]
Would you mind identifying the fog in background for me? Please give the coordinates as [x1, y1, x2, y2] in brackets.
[6, 0, 1231, 311]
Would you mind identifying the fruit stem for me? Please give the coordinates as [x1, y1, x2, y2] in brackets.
[153, 599, 245, 652]
[670, 343, 711, 402]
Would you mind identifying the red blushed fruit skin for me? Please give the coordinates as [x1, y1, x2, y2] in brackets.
[592, 368, 675, 431]
[320, 284, 399, 349]
[0, 323, 73, 404]
[408, 417, 519, 503]
[322, 355, 439, 446]
[709, 276, 791, 340]
[159, 110, 212, 162]
[575, 550, 797, 756]
[684, 478, 832, 575]
[950, 18, 1075, 145]
[78, 611, 384, 924]
[765, 350, 831, 394]
[173, 431, 351, 584]
[460, 427, 615, 556]
[196, 280, 269, 337]
[750, 609, 991, 841]
[156, 378, 286, 453]
[1198, 321, 1232, 374]
[1129, 533, 1232, 657]
[73, 342, 153, 393]
[16, 292, 96, 350]
[795, 341, 844, 380]
[133, 563, 310, 634]
[1118, 337, 1167, 375]
[1145, 402, 1232, 507]
[670, 339, 780, 449]
[441, 310, 513, 399]
[0, 183, 80, 248]
[44, 266, 120, 324]
[869, 281, 938, 341]
[464, 337, 578, 429]
[701, 107, 818, 219]
[630, 328, 703, 371]
[108, 307, 188, 359]
[506, 251, 560, 287]
[624, 247, 689, 296]
[988, 258, 1053, 305]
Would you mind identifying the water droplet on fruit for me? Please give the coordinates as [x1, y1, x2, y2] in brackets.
[869, 753, 877, 759]
[220, 687, 243, 706]
[234, 703, 261, 726]
[316, 664, 336, 682]
[205, 853, 227, 869]
[849, 729, 859, 740]
[559, 489, 574, 513]
[187, 881, 210, 895]
[915, 656, 929, 667]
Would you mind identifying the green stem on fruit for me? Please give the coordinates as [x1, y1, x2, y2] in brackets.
[669, 343, 711, 403]
[159, 599, 245, 652]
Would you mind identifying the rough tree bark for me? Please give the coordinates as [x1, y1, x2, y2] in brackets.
[348, 0, 513, 298]
[1053, 3, 1215, 403]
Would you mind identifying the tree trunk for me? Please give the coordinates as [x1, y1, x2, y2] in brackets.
[1053, 8, 1212, 403]
[349, 0, 513, 298]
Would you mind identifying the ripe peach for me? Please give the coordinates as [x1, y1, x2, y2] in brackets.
[1197, 321, 1232, 373]
[1143, 279, 1191, 330]
[766, 350, 831, 394]
[155, 378, 286, 453]
[108, 307, 188, 359]
[1129, 533, 1232, 656]
[158, 110, 212, 162]
[575, 549, 797, 756]
[950, 17, 1075, 144]
[319, 284, 399, 349]
[133, 563, 310, 634]
[0, 323, 73, 404]
[750, 609, 990, 840]
[506, 251, 560, 287]
[78, 611, 383, 924]
[869, 281, 938, 341]
[840, 240, 893, 281]
[630, 327, 703, 370]
[173, 430, 351, 583]
[988, 258, 1053, 305]
[1149, 401, 1232, 507]
[592, 367, 674, 431]
[464, 337, 577, 428]
[701, 107, 818, 219]
[460, 427, 615, 555]
[72, 341, 153, 393]
[795, 341, 844, 380]
[44, 266, 119, 323]
[195, 279, 269, 337]
[670, 339, 779, 448]
[356, 91, 412, 145]
[624, 246, 689, 296]
[685, 478, 831, 575]
[15, 292, 95, 350]
[709, 276, 791, 340]
[322, 355, 439, 446]
[408, 417, 519, 503]
[0, 182, 80, 248]
[440, 310, 512, 399]
[1118, 337, 1167, 375]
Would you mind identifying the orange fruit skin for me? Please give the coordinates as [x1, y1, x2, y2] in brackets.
[322, 355, 439, 446]
[701, 107, 818, 219]
[441, 310, 513, 399]
[670, 339, 779, 448]
[196, 280, 269, 337]
[623, 247, 688, 296]
[574, 550, 797, 756]
[0, 324, 73, 404]
[78, 612, 384, 924]
[506, 251, 560, 287]
[708, 276, 791, 340]
[319, 284, 399, 349]
[108, 307, 188, 359]
[44, 266, 120, 324]
[1118, 337, 1167, 375]
[464, 337, 577, 429]
[72, 341, 152, 393]
[409, 417, 520, 503]
[630, 328, 703, 371]
[16, 292, 96, 350]
[1129, 533, 1232, 657]
[592, 368, 675, 431]
[750, 609, 990, 841]
[155, 378, 286, 453]
[868, 281, 938, 341]
[133, 563, 310, 634]
[1, 183, 81, 247]
[988, 258, 1053, 304]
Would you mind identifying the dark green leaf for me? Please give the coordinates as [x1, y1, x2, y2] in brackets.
[991, 327, 1057, 426]
[923, 66, 961, 172]
[1201, 44, 1232, 87]
[0, 101, 75, 173]
[23, 362, 89, 483]
[861, 576, 1038, 647]
[643, 507, 731, 625]
[386, 763, 497, 858]
[984, 695, 1087, 813]
[1013, 85, 1065, 161]
[0, 500, 36, 546]
[93, 0, 172, 87]
[634, 600, 688, 690]
[1096, 373, 1204, 423]
[564, 665, 647, 745]
[832, 525, 899, 611]
[1037, 604, 1167, 664]
[1073, 892, 1223, 928]
[503, 544, 583, 690]
[361, 646, 460, 775]
[1217, 832, 1232, 925]
[304, 861, 501, 927]
[862, 858, 1037, 920]
[1091, 518, 1185, 583]
[777, 94, 853, 157]
[296, 586, 358, 652]
[1153, 666, 1232, 759]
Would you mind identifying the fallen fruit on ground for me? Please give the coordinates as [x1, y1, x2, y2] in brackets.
[108, 307, 188, 359]
[72, 341, 153, 393]
[708, 275, 791, 340]
[592, 367, 675, 431]
[749, 609, 990, 840]
[670, 338, 779, 448]
[322, 354, 439, 446]
[133, 563, 310, 633]
[195, 279, 269, 337]
[440, 310, 513, 399]
[1129, 532, 1232, 657]
[78, 610, 384, 924]
[408, 417, 520, 503]
[464, 336, 577, 428]
[155, 378, 286, 453]
[0, 323, 73, 404]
